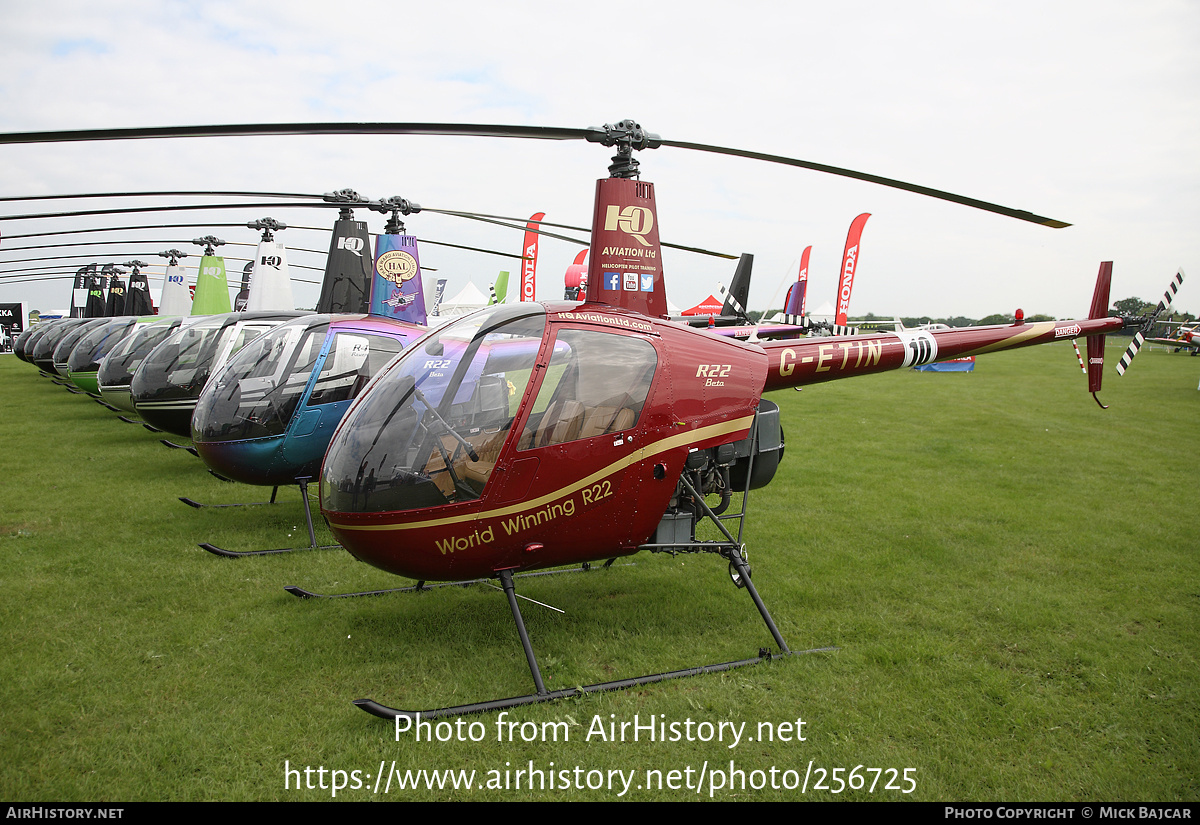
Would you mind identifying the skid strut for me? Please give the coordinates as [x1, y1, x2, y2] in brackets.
[353, 561, 814, 721]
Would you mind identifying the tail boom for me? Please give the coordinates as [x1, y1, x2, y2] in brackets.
[761, 317, 1123, 392]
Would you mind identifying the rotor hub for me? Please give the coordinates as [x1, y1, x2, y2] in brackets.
[247, 217, 287, 242]
[158, 249, 188, 266]
[585, 119, 662, 179]
[369, 196, 421, 234]
[324, 188, 368, 221]
[192, 235, 225, 256]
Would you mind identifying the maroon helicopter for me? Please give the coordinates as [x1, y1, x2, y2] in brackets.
[310, 121, 1123, 719]
[0, 119, 1130, 720]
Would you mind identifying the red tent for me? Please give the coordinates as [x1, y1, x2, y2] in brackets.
[681, 294, 723, 316]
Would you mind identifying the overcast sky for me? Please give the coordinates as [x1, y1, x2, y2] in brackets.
[1, 0, 1197, 320]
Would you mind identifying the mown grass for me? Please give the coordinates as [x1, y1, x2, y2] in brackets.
[0, 342, 1196, 801]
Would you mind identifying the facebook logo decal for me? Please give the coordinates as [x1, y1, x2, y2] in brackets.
[605, 271, 620, 291]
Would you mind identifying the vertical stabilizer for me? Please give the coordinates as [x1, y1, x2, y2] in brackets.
[1086, 261, 1113, 400]
[720, 254, 753, 322]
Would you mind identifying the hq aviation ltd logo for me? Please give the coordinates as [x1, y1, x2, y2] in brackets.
[337, 236, 365, 257]
[604, 205, 654, 247]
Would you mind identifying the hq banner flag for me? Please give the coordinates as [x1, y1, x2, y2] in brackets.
[125, 264, 154, 316]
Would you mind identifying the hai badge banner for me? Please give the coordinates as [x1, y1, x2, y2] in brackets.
[369, 234, 426, 325]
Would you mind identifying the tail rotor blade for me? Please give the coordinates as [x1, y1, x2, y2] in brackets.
[1116, 332, 1145, 376]
[1116, 269, 1185, 376]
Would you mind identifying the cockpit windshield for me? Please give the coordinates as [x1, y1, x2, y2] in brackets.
[97, 317, 186, 389]
[322, 304, 546, 514]
[193, 318, 329, 441]
[135, 315, 230, 393]
[133, 315, 282, 398]
[67, 318, 137, 373]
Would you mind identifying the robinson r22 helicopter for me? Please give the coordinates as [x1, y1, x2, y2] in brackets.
[0, 119, 1137, 721]
[310, 121, 1128, 720]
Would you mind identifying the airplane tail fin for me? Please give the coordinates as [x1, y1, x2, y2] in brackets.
[719, 254, 753, 323]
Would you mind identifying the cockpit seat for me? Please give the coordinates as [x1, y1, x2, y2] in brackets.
[579, 405, 635, 439]
[532, 400, 585, 447]
[463, 428, 509, 486]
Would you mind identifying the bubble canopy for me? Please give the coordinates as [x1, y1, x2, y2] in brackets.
[322, 303, 547, 515]
[192, 315, 332, 442]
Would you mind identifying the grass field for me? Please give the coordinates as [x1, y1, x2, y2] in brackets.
[1, 341, 1196, 801]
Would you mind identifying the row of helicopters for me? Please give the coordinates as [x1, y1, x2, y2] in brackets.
[2, 118, 1182, 720]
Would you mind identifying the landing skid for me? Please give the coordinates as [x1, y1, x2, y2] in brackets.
[180, 487, 279, 509]
[354, 553, 814, 721]
[159, 438, 198, 456]
[198, 480, 334, 558]
[355, 650, 827, 721]
[285, 560, 624, 599]
[200, 541, 340, 558]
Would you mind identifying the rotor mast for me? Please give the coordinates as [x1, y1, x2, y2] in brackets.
[581, 120, 669, 318]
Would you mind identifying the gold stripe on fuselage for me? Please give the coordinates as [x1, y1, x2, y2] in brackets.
[958, 322, 1056, 356]
[332, 415, 756, 533]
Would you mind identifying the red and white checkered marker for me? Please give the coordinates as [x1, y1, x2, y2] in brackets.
[1071, 339, 1087, 374]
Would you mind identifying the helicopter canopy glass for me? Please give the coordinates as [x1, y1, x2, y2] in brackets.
[193, 318, 330, 441]
[322, 303, 546, 515]
[52, 319, 108, 367]
[67, 318, 138, 373]
[97, 317, 185, 389]
[134, 316, 280, 397]
[517, 328, 656, 449]
[31, 319, 85, 362]
[192, 318, 412, 442]
[306, 330, 406, 408]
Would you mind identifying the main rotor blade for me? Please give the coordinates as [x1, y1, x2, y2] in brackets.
[0, 190, 326, 203]
[659, 138, 1070, 228]
[424, 208, 592, 235]
[0, 121, 1070, 228]
[0, 257, 328, 276]
[0, 122, 591, 144]
[428, 209, 738, 260]
[0, 222, 524, 262]
[0, 221, 334, 241]
[0, 238, 330, 255]
[0, 201, 343, 221]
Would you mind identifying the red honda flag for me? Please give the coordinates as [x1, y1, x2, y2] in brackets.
[835, 213, 870, 326]
[520, 212, 545, 302]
